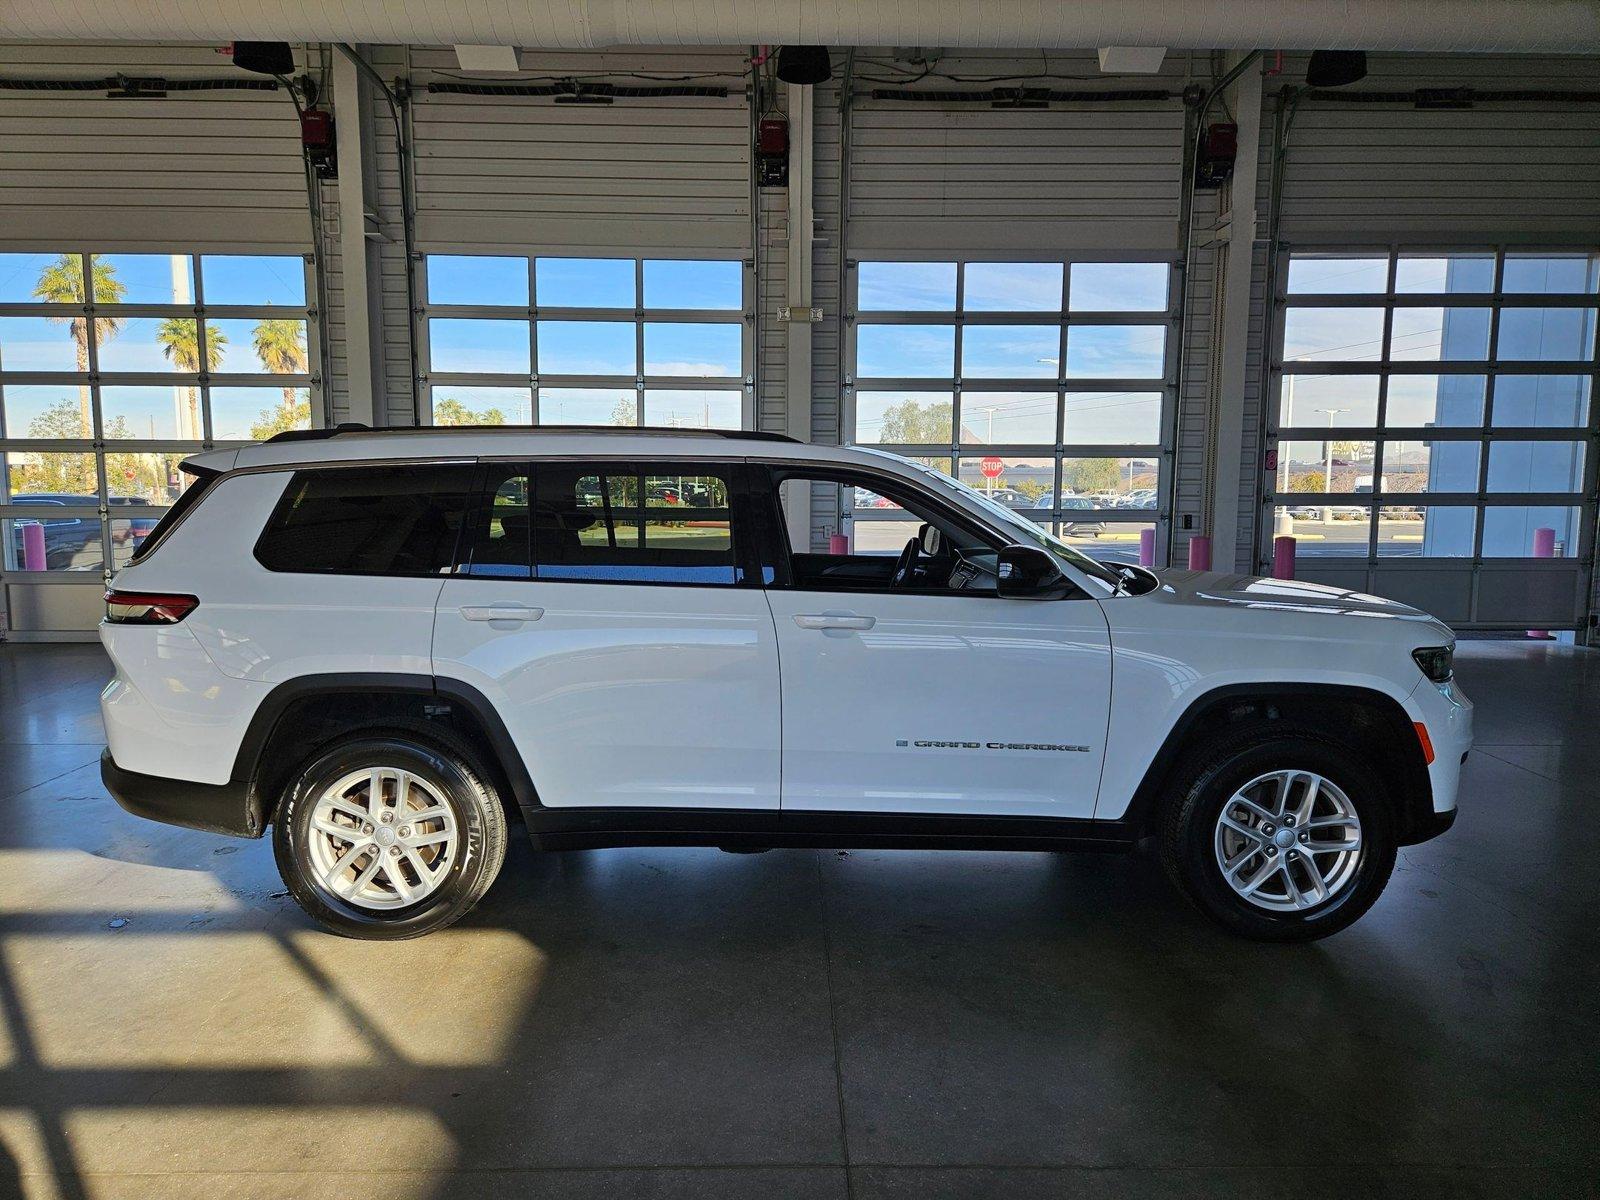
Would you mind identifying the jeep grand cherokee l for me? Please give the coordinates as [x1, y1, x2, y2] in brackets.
[99, 426, 1471, 941]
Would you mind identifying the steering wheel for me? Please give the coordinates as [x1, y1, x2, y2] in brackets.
[890, 535, 921, 587]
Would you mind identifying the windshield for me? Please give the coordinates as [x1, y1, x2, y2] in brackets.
[892, 458, 1125, 590]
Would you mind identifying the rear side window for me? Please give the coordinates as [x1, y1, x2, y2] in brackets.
[530, 463, 742, 585]
[255, 464, 477, 576]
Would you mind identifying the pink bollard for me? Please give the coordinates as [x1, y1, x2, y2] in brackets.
[1187, 534, 1211, 571]
[828, 533, 849, 555]
[21, 522, 46, 571]
[1273, 535, 1296, 580]
[1138, 527, 1155, 567]
[1528, 526, 1556, 639]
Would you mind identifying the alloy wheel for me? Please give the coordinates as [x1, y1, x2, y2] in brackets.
[306, 767, 459, 910]
[1212, 769, 1363, 913]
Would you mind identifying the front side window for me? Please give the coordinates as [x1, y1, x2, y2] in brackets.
[774, 468, 1002, 595]
[255, 464, 476, 576]
[530, 463, 741, 586]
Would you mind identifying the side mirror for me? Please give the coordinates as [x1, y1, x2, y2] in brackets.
[996, 544, 1072, 600]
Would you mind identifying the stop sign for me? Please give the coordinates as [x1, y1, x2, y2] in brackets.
[979, 456, 1004, 480]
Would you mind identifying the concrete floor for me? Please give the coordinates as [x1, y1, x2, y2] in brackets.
[0, 643, 1596, 1199]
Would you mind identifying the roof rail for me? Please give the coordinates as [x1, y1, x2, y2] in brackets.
[263, 423, 801, 445]
[262, 422, 372, 444]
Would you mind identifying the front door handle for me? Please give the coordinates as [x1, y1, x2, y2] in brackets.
[793, 613, 876, 631]
[459, 604, 544, 623]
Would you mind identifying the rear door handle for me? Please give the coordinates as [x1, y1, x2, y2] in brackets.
[793, 613, 875, 631]
[459, 604, 544, 623]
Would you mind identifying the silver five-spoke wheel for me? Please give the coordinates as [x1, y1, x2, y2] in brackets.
[1213, 769, 1362, 913]
[307, 767, 459, 910]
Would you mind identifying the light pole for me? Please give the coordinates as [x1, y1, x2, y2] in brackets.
[980, 405, 998, 495]
[1314, 407, 1351, 525]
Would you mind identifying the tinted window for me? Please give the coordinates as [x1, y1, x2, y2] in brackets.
[457, 464, 532, 578]
[256, 465, 476, 576]
[531, 464, 740, 585]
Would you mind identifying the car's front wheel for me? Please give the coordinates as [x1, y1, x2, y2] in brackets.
[1159, 729, 1396, 941]
[272, 728, 508, 939]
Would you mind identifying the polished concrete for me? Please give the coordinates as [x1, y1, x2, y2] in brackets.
[0, 642, 1596, 1199]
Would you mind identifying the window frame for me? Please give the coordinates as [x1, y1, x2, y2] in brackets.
[419, 254, 754, 431]
[1266, 244, 1600, 567]
[843, 255, 1176, 558]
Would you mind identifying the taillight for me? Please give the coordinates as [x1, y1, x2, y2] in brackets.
[104, 590, 198, 624]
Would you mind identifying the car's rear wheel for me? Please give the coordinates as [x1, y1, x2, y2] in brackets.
[273, 728, 507, 939]
[1159, 729, 1396, 942]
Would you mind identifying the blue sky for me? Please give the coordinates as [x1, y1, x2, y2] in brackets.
[859, 263, 956, 311]
[1288, 253, 1597, 296]
[425, 256, 742, 310]
[427, 317, 742, 377]
[1069, 263, 1168, 311]
[962, 326, 1058, 377]
[0, 253, 305, 307]
[1062, 325, 1167, 378]
[854, 322, 1166, 379]
[856, 261, 1169, 313]
[535, 387, 630, 424]
[1280, 303, 1593, 364]
[11, 317, 308, 375]
[210, 387, 310, 439]
[966, 263, 1061, 311]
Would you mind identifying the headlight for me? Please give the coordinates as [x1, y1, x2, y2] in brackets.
[1412, 645, 1454, 684]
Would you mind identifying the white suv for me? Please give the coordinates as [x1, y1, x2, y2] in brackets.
[99, 427, 1472, 941]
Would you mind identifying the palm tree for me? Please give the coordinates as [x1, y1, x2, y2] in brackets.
[252, 318, 308, 420]
[33, 254, 124, 437]
[158, 319, 226, 438]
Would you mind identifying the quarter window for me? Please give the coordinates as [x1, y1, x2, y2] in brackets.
[255, 465, 477, 576]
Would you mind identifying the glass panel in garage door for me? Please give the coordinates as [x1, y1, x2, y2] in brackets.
[848, 258, 1175, 562]
[1269, 247, 1598, 627]
[0, 250, 319, 635]
[422, 255, 750, 432]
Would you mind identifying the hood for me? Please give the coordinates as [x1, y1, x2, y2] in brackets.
[1149, 568, 1451, 632]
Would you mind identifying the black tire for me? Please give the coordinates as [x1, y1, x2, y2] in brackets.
[1158, 728, 1397, 942]
[272, 726, 508, 940]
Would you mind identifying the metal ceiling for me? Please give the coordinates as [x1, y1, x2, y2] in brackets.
[1, 0, 1597, 52]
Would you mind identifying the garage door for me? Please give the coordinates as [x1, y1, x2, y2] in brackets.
[1264, 247, 1597, 629]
